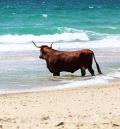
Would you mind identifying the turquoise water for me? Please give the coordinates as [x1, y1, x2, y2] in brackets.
[0, 0, 120, 91]
[0, 0, 120, 35]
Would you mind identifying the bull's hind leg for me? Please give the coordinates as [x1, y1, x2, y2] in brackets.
[88, 67, 95, 76]
[81, 67, 86, 77]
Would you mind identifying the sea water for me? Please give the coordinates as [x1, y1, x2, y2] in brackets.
[0, 0, 120, 91]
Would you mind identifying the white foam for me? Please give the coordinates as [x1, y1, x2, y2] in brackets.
[108, 71, 120, 78]
[0, 43, 36, 51]
[41, 14, 48, 18]
[57, 27, 82, 33]
[43, 72, 120, 91]
[108, 26, 117, 30]
[48, 70, 120, 91]
[89, 6, 94, 9]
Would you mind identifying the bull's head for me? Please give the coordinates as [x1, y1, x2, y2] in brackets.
[32, 41, 54, 59]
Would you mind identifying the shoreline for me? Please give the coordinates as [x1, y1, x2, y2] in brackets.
[0, 76, 119, 95]
[0, 82, 113, 95]
[0, 82, 120, 97]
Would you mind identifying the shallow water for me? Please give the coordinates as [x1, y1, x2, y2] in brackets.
[0, 47, 120, 91]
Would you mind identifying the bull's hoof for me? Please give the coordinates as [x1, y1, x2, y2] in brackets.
[53, 73, 60, 76]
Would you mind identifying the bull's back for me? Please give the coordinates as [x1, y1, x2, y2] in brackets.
[59, 49, 93, 62]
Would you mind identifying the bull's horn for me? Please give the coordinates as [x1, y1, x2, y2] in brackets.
[50, 42, 54, 48]
[32, 41, 41, 48]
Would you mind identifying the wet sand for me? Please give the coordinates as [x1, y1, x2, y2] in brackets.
[0, 82, 120, 129]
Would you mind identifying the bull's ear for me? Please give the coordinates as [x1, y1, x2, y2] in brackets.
[50, 42, 54, 48]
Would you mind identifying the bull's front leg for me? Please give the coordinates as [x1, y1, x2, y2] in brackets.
[53, 72, 60, 76]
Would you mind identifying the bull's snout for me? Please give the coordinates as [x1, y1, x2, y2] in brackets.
[39, 55, 43, 59]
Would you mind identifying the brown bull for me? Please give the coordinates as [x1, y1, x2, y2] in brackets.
[32, 41, 102, 76]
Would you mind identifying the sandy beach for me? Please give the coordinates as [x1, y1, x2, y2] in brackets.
[0, 83, 120, 129]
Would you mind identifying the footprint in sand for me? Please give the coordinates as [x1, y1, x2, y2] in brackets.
[0, 125, 2, 129]
[41, 116, 50, 121]
[55, 122, 64, 127]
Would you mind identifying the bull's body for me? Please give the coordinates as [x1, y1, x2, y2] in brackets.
[46, 49, 93, 75]
[33, 41, 102, 76]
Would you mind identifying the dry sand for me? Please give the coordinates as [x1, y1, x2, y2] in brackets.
[0, 83, 120, 129]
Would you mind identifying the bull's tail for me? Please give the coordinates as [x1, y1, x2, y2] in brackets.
[93, 54, 102, 74]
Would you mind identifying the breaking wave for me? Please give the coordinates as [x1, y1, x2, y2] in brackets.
[0, 31, 89, 44]
[0, 31, 120, 51]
